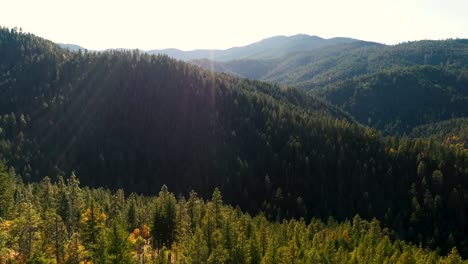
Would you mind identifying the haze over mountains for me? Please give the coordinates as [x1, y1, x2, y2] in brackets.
[59, 34, 360, 60]
[2, 26, 468, 261]
[147, 34, 359, 61]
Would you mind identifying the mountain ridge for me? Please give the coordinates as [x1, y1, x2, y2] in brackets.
[57, 34, 361, 61]
[148, 34, 359, 61]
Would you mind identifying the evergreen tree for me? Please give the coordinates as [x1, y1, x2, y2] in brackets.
[0, 162, 14, 218]
[80, 201, 107, 255]
[187, 190, 201, 231]
[106, 221, 134, 264]
[212, 188, 224, 228]
[127, 194, 138, 231]
[11, 201, 42, 261]
[42, 210, 67, 263]
[67, 172, 83, 235]
[56, 176, 71, 233]
[152, 185, 177, 249]
[186, 227, 209, 264]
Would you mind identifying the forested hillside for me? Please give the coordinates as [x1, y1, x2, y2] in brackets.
[192, 39, 468, 134]
[192, 39, 468, 90]
[0, 165, 466, 263]
[316, 66, 468, 134]
[2, 27, 468, 259]
[191, 40, 383, 87]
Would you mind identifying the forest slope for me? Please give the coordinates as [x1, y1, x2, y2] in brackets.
[2, 27, 468, 257]
[192, 39, 468, 90]
[315, 66, 468, 134]
[192, 39, 468, 134]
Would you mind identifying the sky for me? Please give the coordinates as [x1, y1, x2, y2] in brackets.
[1, 0, 468, 51]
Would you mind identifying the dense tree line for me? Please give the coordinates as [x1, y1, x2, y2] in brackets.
[1, 165, 467, 263]
[2, 27, 468, 258]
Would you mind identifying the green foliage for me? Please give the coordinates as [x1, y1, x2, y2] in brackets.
[152, 185, 177, 249]
[41, 210, 67, 263]
[0, 175, 467, 263]
[186, 227, 209, 264]
[106, 221, 134, 264]
[80, 201, 107, 254]
[0, 161, 14, 218]
[0, 218, 10, 261]
[10, 201, 42, 261]
[316, 66, 468, 134]
[195, 39, 468, 135]
[195, 38, 468, 93]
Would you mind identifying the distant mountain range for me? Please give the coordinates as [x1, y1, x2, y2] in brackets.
[57, 43, 86, 52]
[146, 34, 358, 61]
[58, 34, 359, 61]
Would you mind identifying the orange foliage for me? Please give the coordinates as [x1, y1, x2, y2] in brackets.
[342, 230, 351, 242]
[132, 228, 141, 237]
[141, 224, 151, 239]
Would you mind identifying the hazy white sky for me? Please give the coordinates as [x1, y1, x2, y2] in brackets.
[1, 0, 467, 50]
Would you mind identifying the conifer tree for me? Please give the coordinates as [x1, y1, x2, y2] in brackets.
[152, 185, 177, 249]
[0, 162, 13, 218]
[107, 221, 135, 264]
